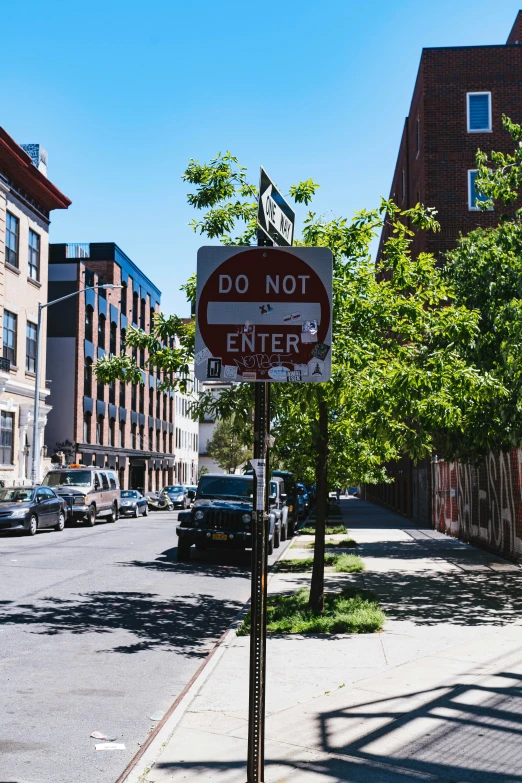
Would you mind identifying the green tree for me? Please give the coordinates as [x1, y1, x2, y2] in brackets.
[441, 116, 522, 460]
[206, 418, 252, 474]
[95, 152, 497, 613]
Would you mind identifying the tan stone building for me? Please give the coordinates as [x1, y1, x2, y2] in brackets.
[0, 128, 70, 484]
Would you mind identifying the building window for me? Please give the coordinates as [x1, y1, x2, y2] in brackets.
[140, 298, 146, 330]
[131, 423, 137, 449]
[0, 411, 14, 464]
[169, 432, 173, 453]
[468, 170, 492, 211]
[139, 426, 144, 450]
[120, 328, 126, 355]
[110, 322, 117, 355]
[131, 383, 137, 411]
[163, 431, 167, 453]
[119, 420, 125, 448]
[83, 412, 91, 443]
[119, 380, 126, 408]
[96, 415, 104, 445]
[149, 387, 153, 416]
[109, 379, 115, 404]
[26, 321, 37, 373]
[3, 310, 17, 366]
[85, 306, 94, 343]
[132, 292, 139, 324]
[28, 230, 40, 281]
[98, 314, 106, 349]
[97, 376, 105, 401]
[6, 212, 19, 268]
[150, 308, 155, 333]
[467, 92, 492, 133]
[109, 418, 115, 447]
[84, 358, 93, 397]
[149, 427, 154, 451]
[121, 282, 127, 314]
[139, 383, 144, 414]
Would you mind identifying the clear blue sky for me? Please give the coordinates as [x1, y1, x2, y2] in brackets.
[3, 0, 520, 315]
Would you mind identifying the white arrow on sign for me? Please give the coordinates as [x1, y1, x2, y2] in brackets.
[261, 185, 293, 244]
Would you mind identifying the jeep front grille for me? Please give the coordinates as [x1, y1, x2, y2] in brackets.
[205, 510, 242, 530]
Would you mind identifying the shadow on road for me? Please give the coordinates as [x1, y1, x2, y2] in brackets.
[119, 546, 252, 579]
[0, 586, 244, 656]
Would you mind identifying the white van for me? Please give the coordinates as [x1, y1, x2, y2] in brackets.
[42, 465, 120, 526]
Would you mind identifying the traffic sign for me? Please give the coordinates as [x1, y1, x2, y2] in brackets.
[195, 245, 333, 383]
[257, 167, 295, 247]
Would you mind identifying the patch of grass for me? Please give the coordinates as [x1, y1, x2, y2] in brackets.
[238, 587, 385, 635]
[275, 553, 364, 574]
[334, 554, 365, 572]
[299, 525, 347, 536]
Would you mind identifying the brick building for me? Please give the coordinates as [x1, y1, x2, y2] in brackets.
[45, 242, 198, 490]
[365, 12, 522, 539]
[0, 128, 70, 484]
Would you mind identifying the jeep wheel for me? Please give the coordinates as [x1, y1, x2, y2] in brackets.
[177, 538, 191, 561]
[267, 535, 274, 556]
[274, 525, 280, 549]
[281, 522, 287, 542]
[85, 506, 96, 527]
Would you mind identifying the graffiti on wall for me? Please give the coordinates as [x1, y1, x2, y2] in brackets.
[433, 448, 522, 560]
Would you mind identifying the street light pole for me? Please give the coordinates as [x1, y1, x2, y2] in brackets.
[30, 284, 122, 485]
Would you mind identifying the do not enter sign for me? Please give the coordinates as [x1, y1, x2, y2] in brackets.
[195, 246, 333, 383]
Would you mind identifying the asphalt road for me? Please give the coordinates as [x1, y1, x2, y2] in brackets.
[0, 510, 286, 783]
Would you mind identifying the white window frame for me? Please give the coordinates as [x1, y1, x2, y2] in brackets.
[467, 92, 492, 133]
[468, 169, 493, 211]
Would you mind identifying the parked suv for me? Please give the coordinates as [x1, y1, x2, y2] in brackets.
[42, 465, 120, 526]
[175, 473, 277, 561]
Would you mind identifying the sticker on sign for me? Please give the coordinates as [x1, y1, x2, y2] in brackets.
[195, 246, 333, 383]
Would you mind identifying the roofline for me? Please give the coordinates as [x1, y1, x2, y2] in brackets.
[422, 43, 522, 52]
[0, 127, 71, 210]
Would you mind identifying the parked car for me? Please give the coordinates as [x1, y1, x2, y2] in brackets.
[297, 482, 310, 519]
[271, 470, 298, 537]
[269, 476, 290, 546]
[119, 490, 149, 517]
[176, 473, 277, 561]
[42, 465, 120, 526]
[162, 485, 190, 509]
[186, 486, 197, 504]
[0, 485, 66, 536]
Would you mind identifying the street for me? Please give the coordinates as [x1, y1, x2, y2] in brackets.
[0, 511, 281, 783]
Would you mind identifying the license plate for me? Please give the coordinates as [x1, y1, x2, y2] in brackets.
[212, 533, 228, 541]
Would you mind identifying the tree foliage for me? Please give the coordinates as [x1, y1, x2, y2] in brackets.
[205, 418, 252, 474]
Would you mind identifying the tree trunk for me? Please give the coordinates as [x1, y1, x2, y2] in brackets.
[309, 389, 329, 613]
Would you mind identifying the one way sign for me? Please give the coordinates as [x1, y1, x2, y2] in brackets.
[257, 167, 295, 247]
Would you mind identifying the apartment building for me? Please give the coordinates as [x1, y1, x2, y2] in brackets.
[45, 242, 197, 490]
[366, 12, 522, 542]
[0, 128, 70, 484]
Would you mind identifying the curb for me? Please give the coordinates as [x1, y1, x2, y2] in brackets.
[115, 535, 294, 783]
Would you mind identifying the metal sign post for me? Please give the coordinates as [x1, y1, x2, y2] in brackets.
[194, 175, 332, 782]
[247, 380, 269, 783]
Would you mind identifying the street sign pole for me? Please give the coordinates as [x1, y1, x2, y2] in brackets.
[247, 214, 272, 781]
[247, 379, 269, 783]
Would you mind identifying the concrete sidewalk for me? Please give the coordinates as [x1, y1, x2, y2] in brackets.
[139, 499, 522, 783]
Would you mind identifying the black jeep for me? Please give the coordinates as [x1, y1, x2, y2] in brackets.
[175, 473, 276, 561]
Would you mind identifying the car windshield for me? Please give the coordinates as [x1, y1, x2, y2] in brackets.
[197, 477, 253, 501]
[0, 488, 35, 503]
[164, 486, 183, 493]
[121, 490, 138, 498]
[43, 471, 92, 487]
